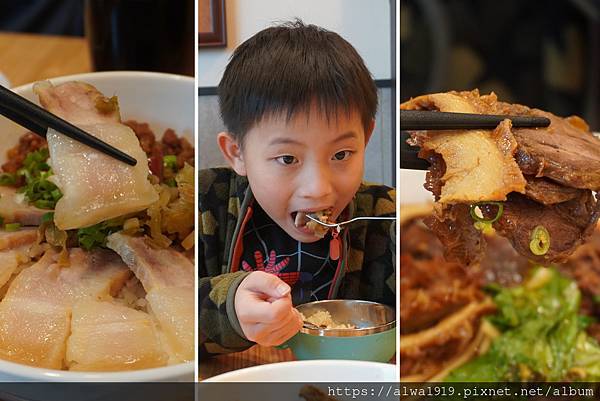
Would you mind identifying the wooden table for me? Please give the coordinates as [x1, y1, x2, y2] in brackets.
[0, 32, 91, 87]
[199, 345, 296, 380]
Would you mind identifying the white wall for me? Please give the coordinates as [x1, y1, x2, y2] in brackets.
[198, 0, 391, 87]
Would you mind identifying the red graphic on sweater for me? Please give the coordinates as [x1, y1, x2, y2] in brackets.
[241, 250, 299, 286]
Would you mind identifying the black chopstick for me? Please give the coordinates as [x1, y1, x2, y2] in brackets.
[0, 85, 136, 166]
[400, 109, 550, 130]
[0, 103, 46, 137]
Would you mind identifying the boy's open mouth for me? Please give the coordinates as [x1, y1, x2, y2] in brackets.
[292, 209, 333, 238]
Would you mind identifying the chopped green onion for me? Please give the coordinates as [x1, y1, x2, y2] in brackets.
[163, 155, 178, 170]
[594, 295, 600, 305]
[51, 189, 62, 201]
[530, 225, 550, 256]
[469, 202, 504, 224]
[77, 218, 124, 250]
[41, 212, 54, 224]
[34, 200, 55, 209]
[0, 173, 16, 186]
[4, 223, 21, 232]
[15, 148, 62, 209]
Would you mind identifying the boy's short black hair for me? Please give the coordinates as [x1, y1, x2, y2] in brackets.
[218, 19, 378, 142]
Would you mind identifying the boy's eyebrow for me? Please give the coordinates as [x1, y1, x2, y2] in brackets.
[330, 131, 359, 144]
[268, 137, 303, 146]
[267, 131, 359, 146]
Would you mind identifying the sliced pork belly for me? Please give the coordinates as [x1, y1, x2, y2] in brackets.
[107, 233, 192, 292]
[146, 286, 194, 363]
[0, 248, 130, 369]
[0, 228, 37, 289]
[33, 81, 158, 230]
[107, 233, 194, 362]
[66, 299, 168, 371]
[0, 186, 47, 226]
[34, 81, 120, 126]
[0, 228, 37, 250]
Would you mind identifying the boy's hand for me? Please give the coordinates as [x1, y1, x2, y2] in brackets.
[234, 271, 303, 346]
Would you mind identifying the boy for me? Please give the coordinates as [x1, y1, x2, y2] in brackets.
[199, 20, 395, 356]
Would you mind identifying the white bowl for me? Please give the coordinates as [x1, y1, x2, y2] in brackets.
[205, 360, 396, 382]
[0, 71, 195, 382]
[203, 361, 396, 401]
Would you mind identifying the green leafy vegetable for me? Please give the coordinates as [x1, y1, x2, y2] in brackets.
[446, 267, 600, 382]
[77, 218, 124, 250]
[16, 148, 62, 209]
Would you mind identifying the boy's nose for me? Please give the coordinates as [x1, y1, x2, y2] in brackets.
[297, 166, 334, 200]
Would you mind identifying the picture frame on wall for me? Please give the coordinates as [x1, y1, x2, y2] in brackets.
[199, 0, 227, 47]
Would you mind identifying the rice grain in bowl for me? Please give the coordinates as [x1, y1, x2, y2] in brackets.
[0, 71, 194, 382]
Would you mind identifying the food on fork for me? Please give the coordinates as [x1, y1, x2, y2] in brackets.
[401, 90, 600, 265]
[294, 209, 333, 238]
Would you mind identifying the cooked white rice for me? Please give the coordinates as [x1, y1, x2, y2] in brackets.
[301, 310, 356, 329]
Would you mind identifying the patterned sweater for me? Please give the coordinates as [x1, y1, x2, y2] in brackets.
[199, 167, 396, 357]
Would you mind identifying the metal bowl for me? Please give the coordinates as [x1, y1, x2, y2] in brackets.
[281, 300, 396, 362]
[297, 300, 396, 337]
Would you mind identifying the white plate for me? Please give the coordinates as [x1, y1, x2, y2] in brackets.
[203, 361, 396, 401]
[0, 71, 194, 382]
[399, 169, 431, 204]
[205, 360, 396, 382]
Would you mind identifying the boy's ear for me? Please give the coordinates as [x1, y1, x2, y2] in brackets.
[364, 119, 375, 145]
[217, 132, 247, 176]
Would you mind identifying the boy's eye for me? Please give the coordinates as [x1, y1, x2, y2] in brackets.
[276, 155, 298, 165]
[333, 150, 352, 161]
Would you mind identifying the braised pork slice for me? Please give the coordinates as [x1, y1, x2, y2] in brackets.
[482, 192, 600, 264]
[0, 228, 37, 289]
[498, 104, 600, 189]
[403, 93, 527, 203]
[401, 90, 600, 263]
[107, 233, 194, 363]
[35, 81, 120, 125]
[524, 177, 583, 205]
[66, 299, 168, 371]
[33, 81, 158, 230]
[0, 248, 130, 369]
[0, 186, 47, 226]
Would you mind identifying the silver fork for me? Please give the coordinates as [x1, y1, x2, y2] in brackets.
[306, 215, 396, 232]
